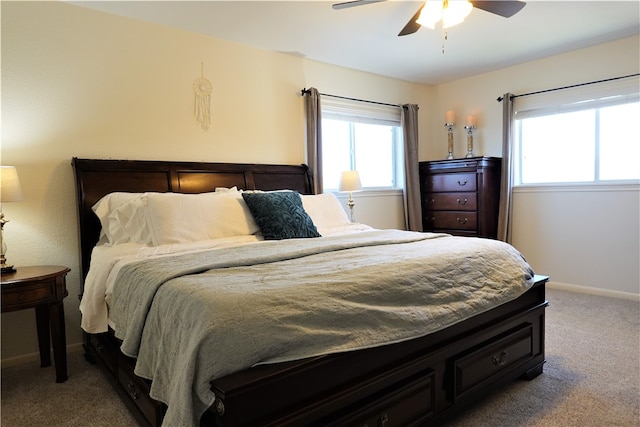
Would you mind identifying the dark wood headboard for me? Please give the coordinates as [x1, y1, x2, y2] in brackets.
[72, 158, 314, 288]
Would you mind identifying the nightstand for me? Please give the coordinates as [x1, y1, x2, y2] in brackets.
[1, 265, 70, 382]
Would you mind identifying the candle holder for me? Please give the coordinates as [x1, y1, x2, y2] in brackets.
[464, 124, 476, 158]
[445, 122, 455, 159]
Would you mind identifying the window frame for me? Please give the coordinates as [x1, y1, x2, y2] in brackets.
[320, 97, 404, 192]
[513, 76, 640, 187]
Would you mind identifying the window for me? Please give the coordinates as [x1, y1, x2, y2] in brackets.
[514, 78, 640, 185]
[321, 98, 403, 191]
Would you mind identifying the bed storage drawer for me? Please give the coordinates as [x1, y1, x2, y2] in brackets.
[328, 370, 435, 427]
[453, 323, 534, 400]
[117, 354, 163, 427]
[88, 332, 118, 374]
[211, 350, 437, 426]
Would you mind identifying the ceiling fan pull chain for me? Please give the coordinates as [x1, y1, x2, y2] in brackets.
[442, 29, 448, 54]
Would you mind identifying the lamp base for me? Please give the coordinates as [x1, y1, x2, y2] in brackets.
[1, 264, 16, 274]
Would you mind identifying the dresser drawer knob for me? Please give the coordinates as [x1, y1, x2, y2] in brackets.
[456, 198, 468, 205]
[492, 351, 509, 366]
[457, 179, 468, 186]
[457, 217, 468, 224]
[18, 293, 25, 302]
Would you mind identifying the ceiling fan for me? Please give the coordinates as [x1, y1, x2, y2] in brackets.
[332, 0, 526, 36]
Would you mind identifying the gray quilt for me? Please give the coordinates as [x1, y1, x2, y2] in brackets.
[110, 230, 534, 427]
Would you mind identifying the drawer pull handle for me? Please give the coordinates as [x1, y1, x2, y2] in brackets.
[215, 399, 226, 416]
[457, 179, 468, 186]
[492, 351, 509, 366]
[379, 413, 389, 427]
[456, 198, 468, 205]
[457, 217, 468, 224]
[18, 293, 25, 302]
[127, 381, 140, 400]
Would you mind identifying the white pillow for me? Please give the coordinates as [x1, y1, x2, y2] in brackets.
[145, 192, 259, 245]
[106, 197, 153, 245]
[92, 192, 150, 245]
[301, 193, 351, 228]
[214, 186, 239, 193]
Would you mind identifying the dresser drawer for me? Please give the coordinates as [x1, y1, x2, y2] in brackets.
[423, 173, 477, 192]
[425, 211, 477, 231]
[424, 192, 477, 211]
[2, 283, 54, 308]
[453, 324, 534, 400]
[118, 354, 163, 426]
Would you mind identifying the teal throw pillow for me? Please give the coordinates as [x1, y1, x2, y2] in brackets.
[242, 191, 321, 240]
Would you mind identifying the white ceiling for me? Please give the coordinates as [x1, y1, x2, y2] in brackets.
[71, 0, 640, 85]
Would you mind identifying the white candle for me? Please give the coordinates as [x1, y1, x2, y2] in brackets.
[465, 115, 476, 127]
[445, 110, 455, 124]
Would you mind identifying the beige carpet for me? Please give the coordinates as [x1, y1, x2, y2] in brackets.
[1, 288, 638, 426]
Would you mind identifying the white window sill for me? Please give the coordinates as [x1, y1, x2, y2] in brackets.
[514, 181, 639, 193]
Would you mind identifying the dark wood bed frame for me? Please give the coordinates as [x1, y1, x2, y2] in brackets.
[72, 157, 548, 427]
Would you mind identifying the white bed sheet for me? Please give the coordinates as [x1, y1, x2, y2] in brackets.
[79, 223, 373, 333]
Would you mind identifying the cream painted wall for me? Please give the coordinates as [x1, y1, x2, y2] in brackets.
[432, 36, 640, 296]
[512, 185, 640, 296]
[428, 36, 640, 159]
[1, 1, 427, 360]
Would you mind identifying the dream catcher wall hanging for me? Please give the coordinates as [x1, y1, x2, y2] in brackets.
[193, 63, 212, 131]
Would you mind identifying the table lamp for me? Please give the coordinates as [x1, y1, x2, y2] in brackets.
[339, 170, 362, 223]
[1, 166, 24, 273]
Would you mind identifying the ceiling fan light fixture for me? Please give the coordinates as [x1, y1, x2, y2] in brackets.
[416, 0, 473, 30]
[416, 0, 443, 29]
[442, 0, 473, 28]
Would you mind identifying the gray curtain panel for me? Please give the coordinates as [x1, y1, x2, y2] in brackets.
[401, 104, 423, 232]
[303, 87, 323, 194]
[497, 93, 515, 243]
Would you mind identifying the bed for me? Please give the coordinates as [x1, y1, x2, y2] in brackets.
[72, 157, 548, 427]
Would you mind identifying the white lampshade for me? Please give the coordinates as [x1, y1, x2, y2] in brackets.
[339, 170, 362, 192]
[1, 166, 24, 203]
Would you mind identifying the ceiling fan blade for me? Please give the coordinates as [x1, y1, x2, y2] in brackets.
[470, 1, 526, 18]
[398, 3, 425, 36]
[332, 0, 386, 10]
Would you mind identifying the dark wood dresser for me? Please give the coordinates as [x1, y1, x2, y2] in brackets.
[419, 157, 501, 238]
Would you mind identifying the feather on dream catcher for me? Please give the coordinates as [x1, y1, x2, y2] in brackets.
[194, 63, 212, 131]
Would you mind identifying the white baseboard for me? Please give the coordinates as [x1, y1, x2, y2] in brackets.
[548, 281, 640, 302]
[1, 342, 84, 368]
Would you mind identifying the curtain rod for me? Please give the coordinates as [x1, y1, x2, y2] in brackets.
[496, 73, 640, 102]
[301, 88, 400, 108]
